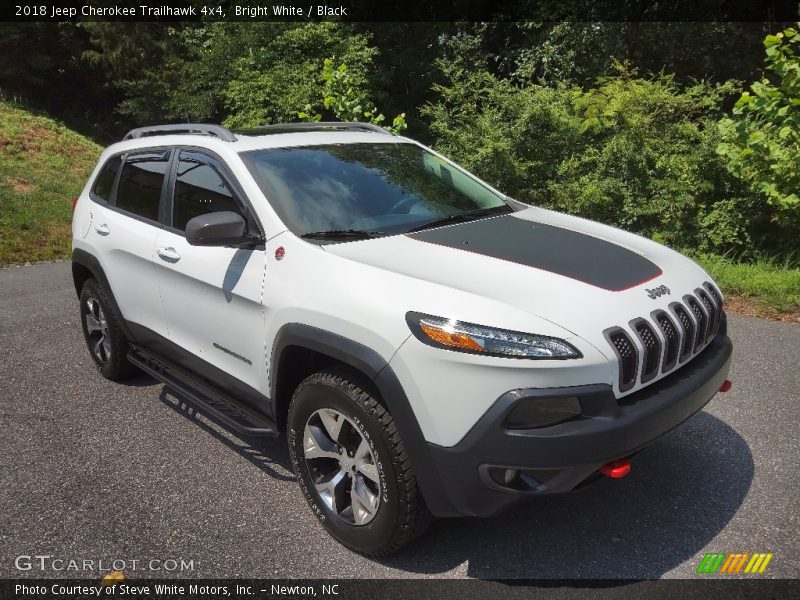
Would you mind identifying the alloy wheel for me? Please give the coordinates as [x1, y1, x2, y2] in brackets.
[302, 408, 381, 525]
[84, 296, 111, 363]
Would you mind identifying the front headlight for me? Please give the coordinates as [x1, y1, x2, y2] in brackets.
[405, 312, 582, 359]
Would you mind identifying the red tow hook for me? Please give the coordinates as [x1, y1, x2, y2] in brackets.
[600, 459, 631, 479]
[719, 380, 733, 393]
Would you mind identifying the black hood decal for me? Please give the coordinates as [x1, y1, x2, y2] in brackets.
[407, 215, 662, 291]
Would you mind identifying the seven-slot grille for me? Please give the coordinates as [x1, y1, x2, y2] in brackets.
[672, 303, 695, 361]
[631, 319, 660, 383]
[604, 282, 724, 393]
[606, 330, 638, 392]
[652, 310, 679, 372]
[684, 295, 707, 352]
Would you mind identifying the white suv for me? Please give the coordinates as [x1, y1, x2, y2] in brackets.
[72, 122, 733, 555]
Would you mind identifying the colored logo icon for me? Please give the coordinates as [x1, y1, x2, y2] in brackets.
[696, 552, 773, 574]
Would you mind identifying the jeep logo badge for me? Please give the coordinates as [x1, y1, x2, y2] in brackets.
[646, 285, 671, 299]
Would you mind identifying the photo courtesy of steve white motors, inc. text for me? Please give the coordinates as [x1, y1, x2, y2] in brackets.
[14, 583, 341, 598]
[14, 3, 349, 18]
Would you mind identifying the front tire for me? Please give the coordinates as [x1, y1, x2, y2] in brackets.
[79, 279, 137, 381]
[288, 368, 432, 556]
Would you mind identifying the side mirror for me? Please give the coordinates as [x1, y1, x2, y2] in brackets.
[185, 211, 251, 246]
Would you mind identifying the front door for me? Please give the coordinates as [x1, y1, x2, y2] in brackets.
[153, 149, 268, 399]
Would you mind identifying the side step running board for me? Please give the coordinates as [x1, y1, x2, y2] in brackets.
[128, 346, 277, 437]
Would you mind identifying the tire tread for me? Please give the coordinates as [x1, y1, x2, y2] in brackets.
[289, 367, 432, 556]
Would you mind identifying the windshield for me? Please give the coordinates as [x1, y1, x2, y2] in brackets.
[239, 143, 510, 237]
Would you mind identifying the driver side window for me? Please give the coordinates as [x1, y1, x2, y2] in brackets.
[172, 151, 244, 231]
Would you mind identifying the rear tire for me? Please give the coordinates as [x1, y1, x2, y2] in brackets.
[79, 278, 138, 381]
[288, 367, 432, 556]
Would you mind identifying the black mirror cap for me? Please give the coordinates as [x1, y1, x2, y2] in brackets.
[185, 211, 250, 246]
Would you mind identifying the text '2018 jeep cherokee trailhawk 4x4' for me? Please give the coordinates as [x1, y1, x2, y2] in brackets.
[72, 122, 733, 555]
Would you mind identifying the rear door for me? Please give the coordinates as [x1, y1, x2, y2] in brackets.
[89, 149, 170, 340]
[153, 149, 269, 399]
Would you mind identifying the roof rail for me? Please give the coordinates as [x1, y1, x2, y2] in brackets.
[233, 122, 393, 136]
[122, 124, 237, 142]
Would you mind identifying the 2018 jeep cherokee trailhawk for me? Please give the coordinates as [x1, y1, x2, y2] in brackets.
[72, 122, 733, 555]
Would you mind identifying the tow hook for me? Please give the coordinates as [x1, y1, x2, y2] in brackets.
[600, 459, 631, 479]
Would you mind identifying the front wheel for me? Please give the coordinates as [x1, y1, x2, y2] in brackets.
[287, 368, 432, 556]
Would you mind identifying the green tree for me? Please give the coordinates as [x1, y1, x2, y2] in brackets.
[717, 23, 800, 246]
[298, 59, 407, 134]
[423, 62, 756, 253]
[0, 23, 112, 139]
[81, 22, 177, 124]
[222, 23, 377, 128]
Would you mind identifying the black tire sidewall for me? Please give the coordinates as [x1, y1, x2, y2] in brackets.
[79, 279, 128, 379]
[288, 378, 402, 554]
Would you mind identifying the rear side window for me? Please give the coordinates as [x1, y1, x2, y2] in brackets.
[91, 155, 121, 203]
[172, 151, 242, 231]
[115, 150, 170, 222]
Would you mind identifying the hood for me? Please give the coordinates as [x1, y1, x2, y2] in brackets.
[323, 207, 714, 350]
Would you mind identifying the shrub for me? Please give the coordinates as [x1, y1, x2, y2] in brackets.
[222, 23, 376, 128]
[717, 23, 800, 255]
[423, 63, 749, 253]
[298, 59, 407, 134]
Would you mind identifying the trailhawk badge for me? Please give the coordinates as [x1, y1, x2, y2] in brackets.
[646, 284, 671, 299]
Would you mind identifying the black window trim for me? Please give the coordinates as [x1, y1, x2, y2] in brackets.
[88, 152, 124, 206]
[96, 147, 174, 230]
[163, 145, 265, 244]
[88, 145, 265, 246]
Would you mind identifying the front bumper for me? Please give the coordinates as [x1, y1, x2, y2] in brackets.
[424, 331, 733, 517]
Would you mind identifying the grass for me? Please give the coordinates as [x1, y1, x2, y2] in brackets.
[0, 100, 102, 265]
[691, 252, 800, 320]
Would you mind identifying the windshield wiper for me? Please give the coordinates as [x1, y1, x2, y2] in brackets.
[301, 229, 385, 240]
[405, 205, 513, 233]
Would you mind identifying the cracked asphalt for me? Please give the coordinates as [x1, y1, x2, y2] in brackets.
[1, 261, 798, 580]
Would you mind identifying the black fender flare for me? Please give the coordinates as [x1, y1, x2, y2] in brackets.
[270, 323, 457, 517]
[71, 248, 135, 341]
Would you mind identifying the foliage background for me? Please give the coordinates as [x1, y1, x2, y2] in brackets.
[0, 18, 798, 313]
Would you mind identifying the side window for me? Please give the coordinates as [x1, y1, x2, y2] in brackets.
[91, 155, 122, 203]
[115, 150, 170, 222]
[172, 151, 243, 231]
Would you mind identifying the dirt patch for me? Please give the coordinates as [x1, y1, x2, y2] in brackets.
[38, 221, 71, 246]
[724, 294, 800, 324]
[4, 176, 34, 193]
[16, 122, 61, 154]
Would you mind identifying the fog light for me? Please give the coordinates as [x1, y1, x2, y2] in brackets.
[504, 396, 582, 429]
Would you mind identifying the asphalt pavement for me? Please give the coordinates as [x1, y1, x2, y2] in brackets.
[1, 261, 798, 579]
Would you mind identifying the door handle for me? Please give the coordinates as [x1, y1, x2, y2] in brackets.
[156, 247, 181, 263]
[94, 224, 110, 236]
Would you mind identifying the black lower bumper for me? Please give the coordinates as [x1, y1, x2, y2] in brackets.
[425, 332, 733, 517]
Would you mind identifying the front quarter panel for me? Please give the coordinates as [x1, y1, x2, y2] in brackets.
[260, 235, 612, 447]
[389, 334, 612, 447]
